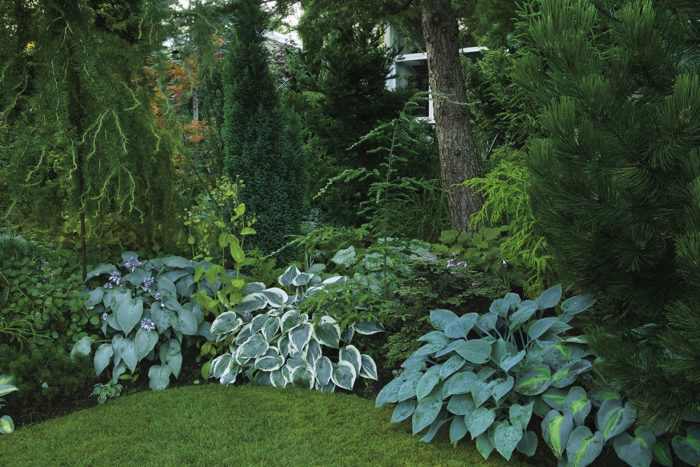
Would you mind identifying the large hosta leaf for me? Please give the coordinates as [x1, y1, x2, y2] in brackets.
[537, 284, 562, 309]
[551, 359, 593, 388]
[392, 399, 417, 423]
[517, 430, 538, 457]
[596, 399, 637, 442]
[376, 377, 403, 408]
[290, 323, 313, 353]
[116, 295, 143, 335]
[261, 288, 288, 308]
[565, 426, 604, 467]
[359, 354, 378, 380]
[515, 364, 552, 395]
[166, 339, 182, 378]
[560, 295, 596, 322]
[542, 410, 574, 459]
[255, 355, 284, 372]
[416, 367, 441, 400]
[0, 415, 14, 434]
[613, 427, 655, 467]
[439, 354, 466, 380]
[237, 292, 268, 314]
[398, 372, 423, 402]
[450, 416, 469, 443]
[211, 312, 242, 335]
[509, 402, 534, 429]
[671, 425, 700, 466]
[467, 407, 496, 439]
[412, 394, 443, 434]
[444, 371, 478, 396]
[353, 320, 384, 335]
[500, 350, 526, 373]
[565, 386, 592, 426]
[494, 421, 523, 460]
[315, 356, 332, 386]
[239, 334, 269, 358]
[94, 343, 113, 377]
[339, 345, 362, 375]
[331, 361, 357, 390]
[447, 393, 475, 416]
[278, 265, 301, 287]
[429, 309, 458, 330]
[420, 410, 450, 442]
[71, 336, 93, 360]
[134, 327, 158, 360]
[314, 317, 341, 348]
[454, 339, 492, 364]
[148, 364, 172, 390]
[444, 313, 478, 339]
[120, 338, 138, 372]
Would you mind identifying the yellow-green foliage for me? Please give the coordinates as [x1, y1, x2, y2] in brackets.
[461, 148, 554, 296]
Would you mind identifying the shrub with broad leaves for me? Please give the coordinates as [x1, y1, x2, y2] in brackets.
[71, 253, 215, 391]
[208, 265, 382, 391]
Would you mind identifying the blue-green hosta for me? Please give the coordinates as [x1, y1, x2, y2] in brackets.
[375, 286, 700, 466]
[0, 374, 18, 434]
[71, 253, 215, 391]
[208, 265, 381, 391]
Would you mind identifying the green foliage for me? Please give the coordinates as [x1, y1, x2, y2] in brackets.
[515, 0, 700, 424]
[91, 380, 123, 405]
[208, 265, 381, 391]
[459, 148, 554, 296]
[222, 0, 305, 256]
[0, 235, 89, 346]
[0, 374, 18, 434]
[72, 253, 216, 390]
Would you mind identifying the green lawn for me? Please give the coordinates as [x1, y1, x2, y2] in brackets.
[0, 384, 530, 466]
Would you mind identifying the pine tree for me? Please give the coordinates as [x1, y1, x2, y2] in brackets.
[0, 0, 181, 276]
[516, 0, 700, 425]
[222, 0, 305, 255]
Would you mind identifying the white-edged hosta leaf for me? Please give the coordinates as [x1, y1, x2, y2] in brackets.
[94, 343, 113, 376]
[429, 309, 459, 330]
[290, 323, 313, 353]
[250, 314, 268, 333]
[71, 336, 93, 360]
[352, 320, 384, 335]
[292, 272, 312, 287]
[278, 265, 301, 287]
[565, 426, 604, 467]
[209, 354, 232, 378]
[444, 313, 478, 339]
[517, 430, 539, 457]
[537, 284, 562, 309]
[261, 316, 280, 341]
[331, 361, 356, 390]
[313, 318, 341, 348]
[596, 399, 637, 442]
[454, 339, 492, 364]
[148, 364, 172, 390]
[239, 333, 269, 358]
[340, 326, 354, 343]
[237, 292, 268, 314]
[116, 295, 142, 335]
[494, 421, 523, 460]
[500, 350, 526, 373]
[542, 410, 574, 459]
[269, 368, 286, 388]
[359, 354, 378, 380]
[468, 407, 496, 439]
[134, 327, 158, 360]
[262, 288, 288, 307]
[255, 355, 285, 372]
[416, 367, 441, 400]
[306, 339, 321, 366]
[211, 311, 242, 335]
[315, 356, 332, 386]
[339, 345, 362, 375]
[392, 399, 417, 423]
[0, 415, 14, 434]
[447, 393, 475, 416]
[450, 416, 469, 443]
[515, 364, 552, 395]
[439, 354, 466, 380]
[412, 394, 442, 434]
[280, 310, 301, 333]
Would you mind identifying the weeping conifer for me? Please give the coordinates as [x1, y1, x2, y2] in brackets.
[516, 0, 700, 426]
[222, 0, 305, 255]
[0, 0, 181, 274]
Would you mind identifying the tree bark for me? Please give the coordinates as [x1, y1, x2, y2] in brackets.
[420, 0, 483, 232]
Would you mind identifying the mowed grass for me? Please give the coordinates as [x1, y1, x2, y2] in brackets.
[0, 383, 529, 466]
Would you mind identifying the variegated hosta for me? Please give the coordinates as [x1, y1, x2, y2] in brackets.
[71, 252, 214, 391]
[208, 265, 381, 391]
[376, 285, 604, 463]
[0, 374, 18, 434]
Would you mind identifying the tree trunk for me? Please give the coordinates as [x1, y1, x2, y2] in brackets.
[421, 0, 483, 232]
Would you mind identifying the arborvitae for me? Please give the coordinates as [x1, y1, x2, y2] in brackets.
[0, 0, 181, 272]
[222, 0, 305, 255]
[516, 0, 699, 425]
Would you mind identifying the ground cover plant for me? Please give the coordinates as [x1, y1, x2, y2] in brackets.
[0, 384, 527, 465]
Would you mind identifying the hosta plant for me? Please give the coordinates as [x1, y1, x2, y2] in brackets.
[208, 265, 382, 391]
[72, 253, 214, 390]
[0, 374, 18, 434]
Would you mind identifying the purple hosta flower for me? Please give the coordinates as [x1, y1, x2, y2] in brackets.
[502, 260, 510, 269]
[154, 292, 162, 301]
[243, 311, 251, 320]
[101, 312, 109, 321]
[109, 271, 122, 285]
[427, 257, 437, 262]
[125, 257, 142, 272]
[104, 282, 114, 289]
[140, 317, 156, 332]
[143, 276, 155, 288]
